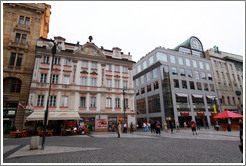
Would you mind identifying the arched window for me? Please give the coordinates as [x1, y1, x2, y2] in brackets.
[3, 78, 21, 93]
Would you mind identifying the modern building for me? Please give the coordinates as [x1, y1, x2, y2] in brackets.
[133, 36, 220, 128]
[25, 36, 135, 133]
[3, 3, 51, 132]
[205, 47, 243, 114]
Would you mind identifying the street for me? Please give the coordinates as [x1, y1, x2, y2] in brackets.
[2, 129, 243, 164]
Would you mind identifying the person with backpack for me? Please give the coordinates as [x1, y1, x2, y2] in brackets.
[191, 121, 197, 135]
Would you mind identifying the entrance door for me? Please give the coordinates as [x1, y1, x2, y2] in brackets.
[178, 116, 192, 127]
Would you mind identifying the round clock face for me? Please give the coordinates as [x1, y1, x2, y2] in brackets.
[190, 38, 202, 51]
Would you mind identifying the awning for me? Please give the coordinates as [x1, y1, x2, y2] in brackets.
[176, 93, 188, 97]
[26, 111, 80, 121]
[192, 94, 203, 98]
[206, 95, 216, 99]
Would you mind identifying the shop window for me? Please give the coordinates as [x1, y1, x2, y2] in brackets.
[154, 81, 159, 90]
[3, 77, 21, 93]
[173, 79, 179, 88]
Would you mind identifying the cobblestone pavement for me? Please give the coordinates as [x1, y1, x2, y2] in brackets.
[2, 128, 243, 164]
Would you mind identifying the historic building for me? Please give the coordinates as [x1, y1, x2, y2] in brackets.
[3, 3, 51, 132]
[133, 36, 220, 128]
[25, 36, 135, 133]
[205, 47, 243, 114]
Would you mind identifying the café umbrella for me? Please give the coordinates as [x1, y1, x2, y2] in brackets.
[213, 110, 243, 119]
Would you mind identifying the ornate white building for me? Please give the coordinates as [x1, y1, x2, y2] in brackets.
[25, 36, 135, 133]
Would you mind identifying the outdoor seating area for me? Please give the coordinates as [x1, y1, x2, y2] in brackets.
[37, 130, 53, 137]
[9, 130, 30, 138]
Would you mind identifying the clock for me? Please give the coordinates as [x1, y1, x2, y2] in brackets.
[190, 38, 203, 51]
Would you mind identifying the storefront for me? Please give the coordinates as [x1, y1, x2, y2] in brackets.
[108, 117, 117, 131]
[178, 114, 192, 127]
[3, 102, 18, 133]
[80, 117, 95, 131]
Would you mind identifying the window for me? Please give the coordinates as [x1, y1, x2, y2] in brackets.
[192, 60, 198, 68]
[91, 78, 97, 87]
[90, 97, 96, 108]
[135, 79, 140, 87]
[178, 57, 184, 65]
[180, 68, 185, 77]
[153, 68, 158, 78]
[15, 33, 21, 43]
[156, 52, 167, 62]
[154, 81, 159, 90]
[115, 80, 120, 88]
[185, 58, 191, 66]
[194, 71, 199, 79]
[232, 97, 236, 105]
[149, 56, 154, 66]
[190, 81, 195, 90]
[227, 96, 231, 105]
[204, 83, 208, 91]
[80, 97, 86, 108]
[106, 98, 112, 108]
[43, 56, 49, 64]
[205, 63, 210, 70]
[238, 97, 241, 105]
[182, 80, 187, 89]
[124, 98, 129, 108]
[147, 72, 152, 81]
[137, 65, 141, 73]
[81, 77, 87, 86]
[3, 78, 21, 93]
[15, 33, 27, 44]
[61, 96, 68, 107]
[115, 65, 120, 72]
[208, 73, 212, 81]
[201, 72, 206, 80]
[174, 79, 179, 88]
[82, 61, 88, 68]
[197, 82, 202, 90]
[140, 75, 144, 84]
[210, 84, 215, 92]
[147, 84, 152, 92]
[49, 96, 56, 107]
[37, 95, 44, 106]
[9, 52, 23, 67]
[65, 59, 71, 66]
[141, 87, 145, 94]
[40, 73, 47, 83]
[123, 67, 128, 73]
[91, 62, 97, 69]
[21, 34, 27, 44]
[143, 60, 147, 70]
[106, 79, 112, 88]
[170, 55, 176, 64]
[171, 67, 178, 75]
[187, 69, 192, 78]
[123, 80, 128, 89]
[53, 57, 60, 65]
[115, 98, 120, 108]
[52, 75, 58, 84]
[199, 61, 204, 69]
[63, 75, 70, 84]
[19, 16, 30, 25]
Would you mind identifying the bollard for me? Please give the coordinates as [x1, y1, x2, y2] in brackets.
[30, 136, 39, 150]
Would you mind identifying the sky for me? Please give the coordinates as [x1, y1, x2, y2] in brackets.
[47, 1, 245, 62]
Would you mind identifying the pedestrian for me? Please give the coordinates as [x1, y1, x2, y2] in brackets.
[184, 121, 187, 130]
[196, 121, 200, 130]
[191, 121, 197, 135]
[227, 118, 232, 132]
[151, 122, 156, 133]
[238, 119, 243, 162]
[170, 122, 174, 134]
[143, 122, 146, 132]
[130, 122, 133, 133]
[116, 123, 120, 138]
[112, 123, 116, 132]
[164, 121, 168, 133]
[123, 122, 127, 133]
[156, 121, 161, 136]
[147, 122, 151, 132]
[176, 121, 180, 133]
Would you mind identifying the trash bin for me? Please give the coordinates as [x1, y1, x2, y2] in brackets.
[30, 136, 39, 150]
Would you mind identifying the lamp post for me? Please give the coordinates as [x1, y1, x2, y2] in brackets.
[41, 40, 63, 150]
[122, 89, 126, 124]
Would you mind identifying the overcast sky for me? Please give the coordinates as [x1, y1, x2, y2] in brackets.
[47, 1, 245, 62]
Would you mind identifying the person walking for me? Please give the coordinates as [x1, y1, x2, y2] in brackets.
[196, 121, 200, 130]
[170, 122, 174, 134]
[176, 121, 180, 133]
[191, 121, 198, 135]
[151, 122, 156, 133]
[130, 122, 134, 133]
[123, 122, 127, 133]
[184, 121, 187, 130]
[164, 121, 168, 133]
[116, 123, 120, 138]
[156, 121, 161, 136]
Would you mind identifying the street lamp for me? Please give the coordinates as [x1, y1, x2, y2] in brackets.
[122, 89, 126, 124]
[41, 40, 63, 150]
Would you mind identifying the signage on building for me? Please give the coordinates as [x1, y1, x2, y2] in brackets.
[181, 112, 189, 116]
[96, 119, 107, 128]
[197, 112, 205, 116]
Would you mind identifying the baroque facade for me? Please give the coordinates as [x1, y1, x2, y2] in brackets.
[205, 47, 243, 114]
[133, 36, 219, 128]
[25, 36, 136, 133]
[3, 3, 51, 131]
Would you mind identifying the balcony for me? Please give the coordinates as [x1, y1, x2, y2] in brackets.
[7, 40, 29, 52]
